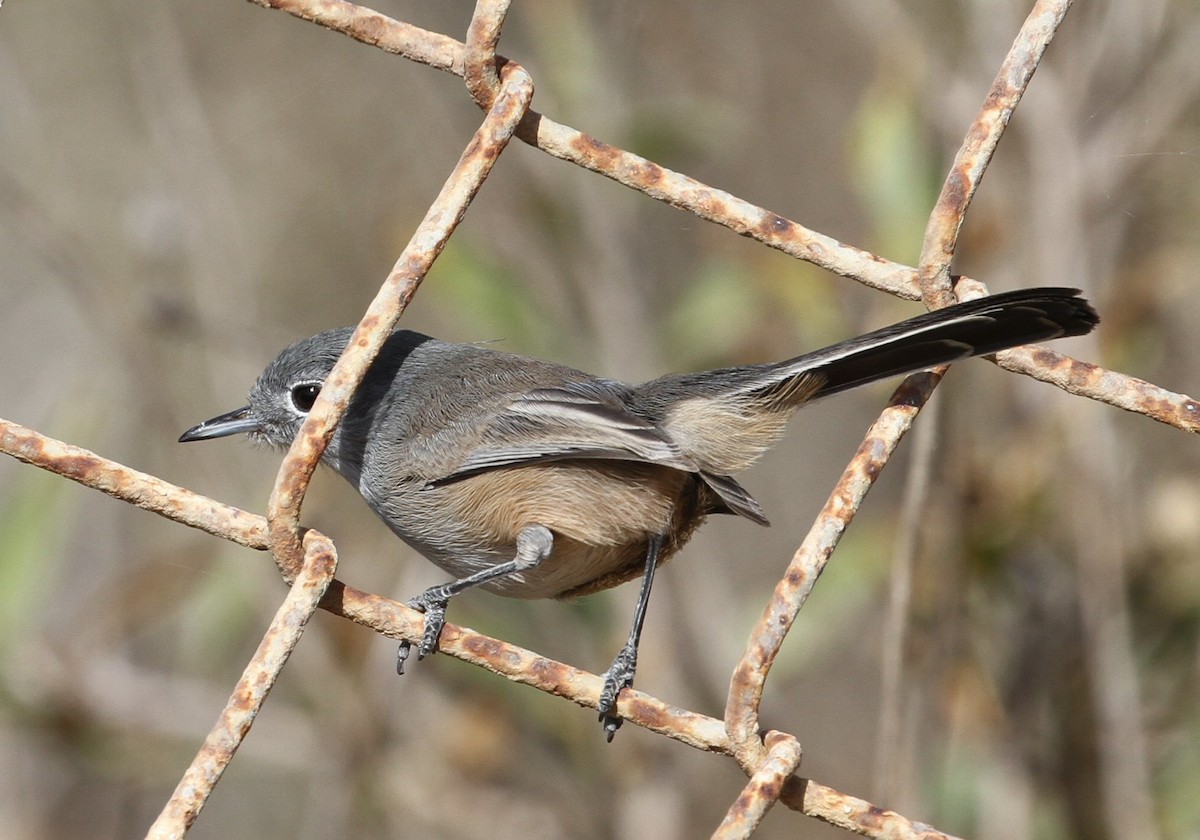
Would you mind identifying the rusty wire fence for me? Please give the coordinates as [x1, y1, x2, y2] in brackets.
[2, 1, 1199, 838]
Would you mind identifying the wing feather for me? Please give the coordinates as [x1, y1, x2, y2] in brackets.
[427, 384, 695, 485]
[425, 383, 769, 526]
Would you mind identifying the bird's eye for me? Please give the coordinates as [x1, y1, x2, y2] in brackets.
[289, 383, 321, 413]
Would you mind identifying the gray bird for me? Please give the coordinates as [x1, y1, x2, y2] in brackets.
[181, 286, 1098, 738]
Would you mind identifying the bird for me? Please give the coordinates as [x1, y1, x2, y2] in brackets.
[180, 286, 1098, 739]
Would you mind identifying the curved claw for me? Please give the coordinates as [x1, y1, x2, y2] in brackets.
[396, 591, 450, 674]
[416, 600, 446, 657]
[597, 642, 638, 741]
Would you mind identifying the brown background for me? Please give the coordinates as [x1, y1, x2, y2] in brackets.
[1, 2, 1198, 838]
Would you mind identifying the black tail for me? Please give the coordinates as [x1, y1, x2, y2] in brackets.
[782, 287, 1098, 401]
[643, 287, 1098, 486]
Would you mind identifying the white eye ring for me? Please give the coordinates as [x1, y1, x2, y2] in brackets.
[288, 381, 322, 414]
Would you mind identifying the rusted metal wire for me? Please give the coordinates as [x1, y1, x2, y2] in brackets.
[329, 579, 732, 750]
[265, 60, 534, 581]
[840, 3, 1076, 810]
[246, 0, 464, 73]
[1000, 346, 1200, 431]
[241, 0, 1200, 443]
[725, 373, 943, 769]
[248, 0, 923, 299]
[0, 417, 269, 550]
[518, 120, 923, 297]
[464, 0, 511, 109]
[2, 418, 955, 838]
[723, 19, 1138, 795]
[946, 276, 1200, 433]
[0, 417, 717, 746]
[9, 2, 1196, 838]
[322, 587, 965, 840]
[919, 0, 1074, 309]
[712, 731, 803, 839]
[146, 532, 338, 840]
[778, 778, 964, 840]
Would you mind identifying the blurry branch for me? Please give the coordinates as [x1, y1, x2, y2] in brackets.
[850, 0, 1070, 815]
[874, 399, 938, 801]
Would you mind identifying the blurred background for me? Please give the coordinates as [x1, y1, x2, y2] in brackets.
[2, 1, 1199, 838]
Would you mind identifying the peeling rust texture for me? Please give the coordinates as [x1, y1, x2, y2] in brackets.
[4, 413, 1011, 839]
[266, 59, 534, 580]
[329, 578, 732, 747]
[781, 777, 965, 839]
[1001, 347, 1200, 433]
[249, 0, 980, 302]
[554, 122, 923, 296]
[920, 0, 1071, 308]
[149, 535, 337, 837]
[463, 0, 510, 109]
[714, 732, 803, 838]
[0, 417, 269, 550]
[726, 374, 939, 766]
[250, 0, 463, 72]
[0, 413, 830, 784]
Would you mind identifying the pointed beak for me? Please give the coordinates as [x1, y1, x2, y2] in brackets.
[178, 406, 261, 442]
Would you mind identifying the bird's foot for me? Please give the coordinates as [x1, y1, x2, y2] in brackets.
[396, 588, 450, 675]
[598, 642, 638, 741]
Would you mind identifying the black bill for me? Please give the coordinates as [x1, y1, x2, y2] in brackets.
[178, 406, 260, 442]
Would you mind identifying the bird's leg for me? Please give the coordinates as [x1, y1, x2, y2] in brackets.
[598, 534, 664, 741]
[396, 524, 554, 674]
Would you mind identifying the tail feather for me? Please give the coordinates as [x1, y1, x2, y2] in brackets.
[642, 287, 1098, 479]
[778, 287, 1098, 401]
